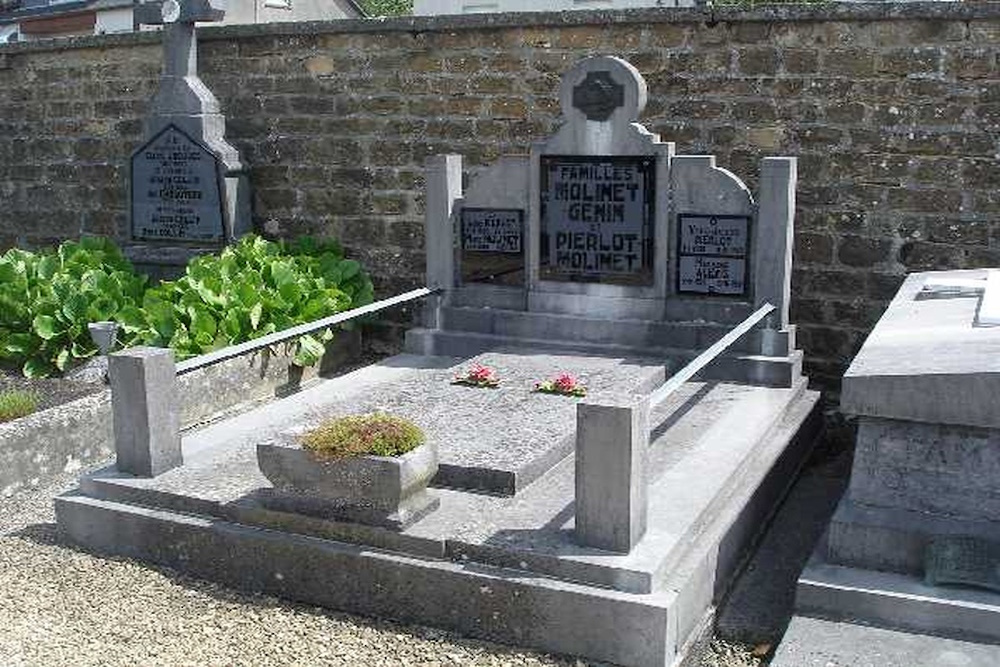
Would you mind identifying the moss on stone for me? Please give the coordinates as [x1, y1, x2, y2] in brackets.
[300, 413, 424, 459]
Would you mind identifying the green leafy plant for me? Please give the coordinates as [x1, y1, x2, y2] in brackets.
[0, 238, 147, 377]
[300, 413, 424, 459]
[118, 235, 375, 366]
[0, 390, 39, 423]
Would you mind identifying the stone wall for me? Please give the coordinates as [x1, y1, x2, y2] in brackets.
[1, 4, 999, 390]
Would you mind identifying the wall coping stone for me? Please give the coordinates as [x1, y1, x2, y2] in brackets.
[3, 2, 1000, 55]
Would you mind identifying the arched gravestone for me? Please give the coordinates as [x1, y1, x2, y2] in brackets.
[417, 55, 800, 386]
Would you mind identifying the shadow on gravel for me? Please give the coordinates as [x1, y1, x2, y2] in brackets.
[12, 522, 62, 545]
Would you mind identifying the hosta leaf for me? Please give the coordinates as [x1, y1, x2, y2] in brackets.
[189, 307, 217, 340]
[23, 357, 54, 378]
[339, 259, 361, 281]
[249, 302, 263, 330]
[293, 334, 325, 367]
[54, 347, 71, 372]
[32, 314, 60, 340]
[61, 293, 90, 324]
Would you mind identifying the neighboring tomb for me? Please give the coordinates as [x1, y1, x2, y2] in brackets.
[126, 0, 251, 277]
[56, 56, 821, 667]
[797, 269, 1000, 642]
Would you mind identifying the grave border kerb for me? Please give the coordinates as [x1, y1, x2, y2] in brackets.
[2, 3, 999, 56]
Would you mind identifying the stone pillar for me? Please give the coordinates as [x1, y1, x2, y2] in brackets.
[423, 154, 462, 328]
[754, 157, 797, 331]
[108, 347, 183, 477]
[575, 394, 649, 553]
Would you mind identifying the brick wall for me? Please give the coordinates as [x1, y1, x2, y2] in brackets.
[1, 4, 999, 391]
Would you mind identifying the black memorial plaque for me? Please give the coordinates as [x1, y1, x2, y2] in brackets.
[676, 214, 751, 297]
[131, 125, 225, 243]
[460, 208, 525, 285]
[540, 155, 655, 286]
[925, 536, 1000, 593]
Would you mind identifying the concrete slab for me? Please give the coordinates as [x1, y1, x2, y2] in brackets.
[797, 540, 1000, 644]
[771, 615, 1000, 667]
[842, 269, 1000, 429]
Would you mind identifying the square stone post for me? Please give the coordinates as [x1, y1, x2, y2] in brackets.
[109, 346, 183, 477]
[754, 157, 796, 330]
[575, 394, 649, 553]
[423, 154, 462, 329]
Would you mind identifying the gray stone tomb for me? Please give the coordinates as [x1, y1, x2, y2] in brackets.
[127, 0, 251, 275]
[796, 269, 1000, 642]
[57, 55, 822, 667]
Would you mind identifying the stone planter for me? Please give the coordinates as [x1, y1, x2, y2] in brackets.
[256, 439, 439, 530]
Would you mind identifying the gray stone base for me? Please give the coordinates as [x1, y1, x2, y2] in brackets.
[56, 353, 821, 667]
[255, 488, 440, 531]
[828, 498, 1000, 576]
[796, 535, 1000, 644]
[772, 615, 1000, 667]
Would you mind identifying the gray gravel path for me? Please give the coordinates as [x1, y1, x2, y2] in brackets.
[0, 465, 763, 667]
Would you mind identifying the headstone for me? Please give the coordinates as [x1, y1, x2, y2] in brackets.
[126, 0, 250, 276]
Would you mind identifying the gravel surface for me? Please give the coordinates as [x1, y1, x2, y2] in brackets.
[0, 466, 764, 667]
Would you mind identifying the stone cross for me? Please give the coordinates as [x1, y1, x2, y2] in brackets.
[135, 0, 227, 122]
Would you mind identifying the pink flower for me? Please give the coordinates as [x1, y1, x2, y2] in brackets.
[554, 373, 577, 392]
[468, 364, 494, 382]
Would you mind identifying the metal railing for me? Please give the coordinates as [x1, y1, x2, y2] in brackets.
[174, 287, 439, 376]
[648, 302, 776, 409]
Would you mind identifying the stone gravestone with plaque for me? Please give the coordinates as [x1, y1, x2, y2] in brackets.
[126, 0, 251, 276]
[56, 54, 824, 667]
[413, 55, 801, 388]
[796, 269, 1000, 641]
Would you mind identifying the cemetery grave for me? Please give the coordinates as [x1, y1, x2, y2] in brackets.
[54, 54, 824, 667]
[792, 268, 1000, 644]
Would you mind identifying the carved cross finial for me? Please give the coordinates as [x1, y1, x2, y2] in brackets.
[572, 71, 625, 122]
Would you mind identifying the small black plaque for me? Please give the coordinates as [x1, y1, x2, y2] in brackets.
[540, 155, 655, 287]
[130, 124, 225, 243]
[460, 208, 525, 286]
[676, 214, 751, 297]
[925, 536, 1000, 593]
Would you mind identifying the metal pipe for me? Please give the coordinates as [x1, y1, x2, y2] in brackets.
[175, 287, 438, 376]
[649, 302, 776, 409]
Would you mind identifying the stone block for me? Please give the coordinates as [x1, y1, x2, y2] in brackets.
[575, 395, 649, 553]
[109, 346, 182, 478]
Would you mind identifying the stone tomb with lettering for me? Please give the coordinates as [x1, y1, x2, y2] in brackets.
[55, 55, 823, 667]
[411, 55, 801, 388]
[796, 269, 1000, 641]
[126, 0, 251, 276]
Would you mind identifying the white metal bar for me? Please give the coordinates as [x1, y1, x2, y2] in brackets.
[175, 287, 437, 375]
[649, 303, 776, 409]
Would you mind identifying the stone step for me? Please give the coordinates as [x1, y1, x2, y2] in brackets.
[795, 546, 1000, 645]
[438, 305, 794, 356]
[405, 327, 803, 388]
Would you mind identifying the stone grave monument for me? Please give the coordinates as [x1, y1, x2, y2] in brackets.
[795, 269, 1000, 642]
[412, 56, 800, 389]
[56, 56, 820, 667]
[126, 0, 251, 277]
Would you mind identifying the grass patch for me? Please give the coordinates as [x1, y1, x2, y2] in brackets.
[300, 413, 424, 459]
[0, 390, 38, 423]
